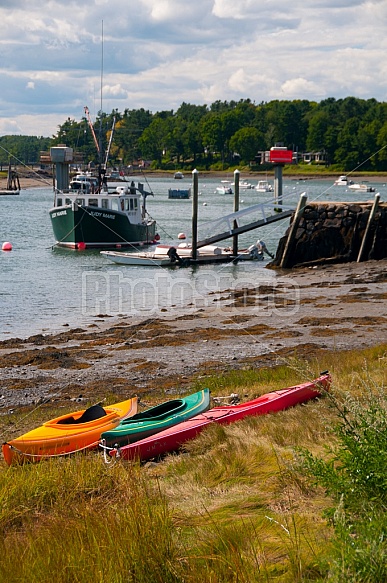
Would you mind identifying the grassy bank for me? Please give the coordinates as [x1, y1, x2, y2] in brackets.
[1, 343, 386, 582]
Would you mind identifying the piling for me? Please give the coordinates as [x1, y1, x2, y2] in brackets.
[279, 193, 307, 268]
[233, 169, 240, 256]
[191, 169, 199, 260]
[357, 193, 380, 262]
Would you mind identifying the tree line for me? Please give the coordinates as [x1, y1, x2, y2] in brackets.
[2, 96, 387, 172]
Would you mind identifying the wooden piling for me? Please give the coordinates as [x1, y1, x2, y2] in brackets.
[191, 169, 199, 260]
[357, 193, 380, 262]
[279, 193, 307, 268]
[233, 169, 240, 256]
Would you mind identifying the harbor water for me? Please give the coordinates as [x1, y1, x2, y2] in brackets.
[0, 175, 383, 340]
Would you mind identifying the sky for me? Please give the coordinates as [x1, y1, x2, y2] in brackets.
[1, 0, 387, 137]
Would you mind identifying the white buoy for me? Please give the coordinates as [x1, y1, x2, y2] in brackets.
[178, 232, 186, 240]
[2, 241, 12, 251]
[203, 202, 207, 206]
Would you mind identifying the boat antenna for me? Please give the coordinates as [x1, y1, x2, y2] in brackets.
[99, 20, 103, 157]
[98, 20, 105, 191]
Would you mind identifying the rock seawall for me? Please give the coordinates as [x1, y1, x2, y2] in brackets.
[271, 200, 387, 268]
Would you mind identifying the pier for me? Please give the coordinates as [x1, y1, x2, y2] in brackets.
[190, 160, 295, 261]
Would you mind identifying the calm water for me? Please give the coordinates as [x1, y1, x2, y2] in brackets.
[0, 175, 383, 340]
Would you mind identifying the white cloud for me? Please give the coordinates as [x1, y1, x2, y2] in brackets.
[0, 1, 386, 135]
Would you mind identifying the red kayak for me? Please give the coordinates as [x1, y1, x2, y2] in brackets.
[109, 372, 331, 462]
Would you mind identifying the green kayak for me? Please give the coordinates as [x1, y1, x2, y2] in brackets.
[100, 388, 210, 448]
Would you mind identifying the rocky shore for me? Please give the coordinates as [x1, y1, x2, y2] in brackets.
[0, 259, 386, 416]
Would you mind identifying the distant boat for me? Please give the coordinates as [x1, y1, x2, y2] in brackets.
[174, 171, 184, 179]
[348, 182, 376, 193]
[334, 175, 353, 186]
[238, 180, 254, 189]
[216, 184, 233, 194]
[168, 188, 191, 199]
[255, 180, 274, 193]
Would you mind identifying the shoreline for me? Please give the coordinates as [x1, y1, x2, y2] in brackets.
[0, 259, 386, 414]
[1, 172, 387, 190]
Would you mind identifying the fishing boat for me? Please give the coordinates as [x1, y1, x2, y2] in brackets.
[2, 397, 138, 465]
[100, 389, 210, 448]
[47, 147, 157, 249]
[108, 373, 331, 462]
[255, 180, 274, 193]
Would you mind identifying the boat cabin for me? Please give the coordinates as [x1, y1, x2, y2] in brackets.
[54, 182, 145, 223]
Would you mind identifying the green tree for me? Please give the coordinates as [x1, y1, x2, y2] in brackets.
[229, 127, 264, 164]
[138, 116, 170, 165]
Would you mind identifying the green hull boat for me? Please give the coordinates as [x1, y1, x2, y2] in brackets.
[100, 388, 210, 448]
[46, 147, 157, 249]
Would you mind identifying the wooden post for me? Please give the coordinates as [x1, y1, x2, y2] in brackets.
[357, 193, 380, 262]
[233, 169, 240, 256]
[191, 169, 199, 260]
[279, 193, 307, 268]
[274, 164, 283, 211]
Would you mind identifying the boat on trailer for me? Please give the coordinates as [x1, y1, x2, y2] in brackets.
[108, 372, 331, 462]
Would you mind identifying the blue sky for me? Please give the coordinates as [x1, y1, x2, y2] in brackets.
[0, 0, 386, 137]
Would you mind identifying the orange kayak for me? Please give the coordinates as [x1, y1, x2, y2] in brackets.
[2, 397, 138, 465]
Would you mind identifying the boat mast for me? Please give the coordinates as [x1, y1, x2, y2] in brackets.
[98, 20, 105, 191]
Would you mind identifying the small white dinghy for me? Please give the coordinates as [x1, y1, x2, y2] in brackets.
[100, 249, 174, 267]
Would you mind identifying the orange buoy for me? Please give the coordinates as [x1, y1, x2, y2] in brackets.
[2, 242, 12, 251]
[178, 232, 186, 240]
[77, 242, 86, 251]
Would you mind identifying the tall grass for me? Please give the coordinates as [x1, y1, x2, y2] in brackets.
[0, 343, 386, 582]
[297, 376, 387, 582]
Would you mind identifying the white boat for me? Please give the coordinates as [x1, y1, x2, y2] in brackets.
[100, 241, 266, 267]
[334, 175, 353, 186]
[238, 180, 254, 189]
[348, 182, 376, 193]
[216, 185, 233, 194]
[174, 171, 184, 179]
[101, 250, 173, 267]
[255, 180, 274, 192]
